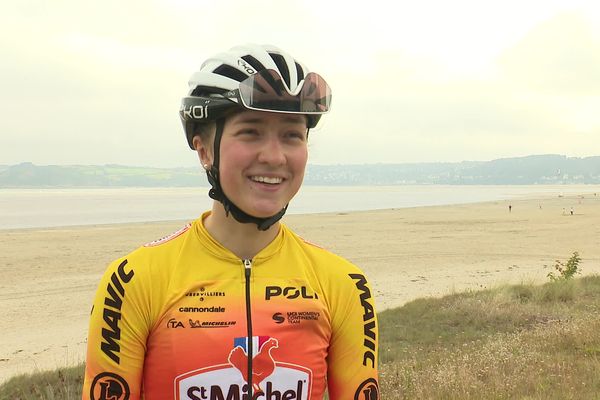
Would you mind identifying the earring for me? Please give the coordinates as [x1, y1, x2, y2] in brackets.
[203, 163, 210, 170]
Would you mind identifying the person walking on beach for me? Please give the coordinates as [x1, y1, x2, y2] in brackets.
[82, 44, 379, 400]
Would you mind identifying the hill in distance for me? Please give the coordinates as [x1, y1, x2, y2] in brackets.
[1, 154, 600, 187]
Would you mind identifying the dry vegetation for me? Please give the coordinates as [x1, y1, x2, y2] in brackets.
[2, 276, 599, 399]
[379, 275, 600, 399]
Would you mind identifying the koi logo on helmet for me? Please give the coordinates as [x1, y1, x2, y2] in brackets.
[237, 59, 256, 75]
[175, 336, 312, 399]
[90, 372, 130, 400]
[180, 104, 209, 120]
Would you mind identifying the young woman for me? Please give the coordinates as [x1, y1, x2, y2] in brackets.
[83, 44, 379, 400]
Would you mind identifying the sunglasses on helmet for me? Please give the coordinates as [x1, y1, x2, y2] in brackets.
[224, 69, 331, 115]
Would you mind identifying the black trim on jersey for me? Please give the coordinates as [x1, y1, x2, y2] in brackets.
[243, 259, 254, 398]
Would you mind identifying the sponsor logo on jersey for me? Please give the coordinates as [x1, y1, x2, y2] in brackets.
[186, 287, 226, 302]
[349, 274, 377, 368]
[179, 306, 226, 313]
[167, 318, 185, 328]
[189, 319, 237, 329]
[90, 372, 130, 400]
[272, 313, 286, 324]
[354, 378, 379, 400]
[144, 223, 191, 247]
[265, 286, 318, 301]
[175, 336, 312, 400]
[100, 260, 135, 364]
[272, 311, 321, 325]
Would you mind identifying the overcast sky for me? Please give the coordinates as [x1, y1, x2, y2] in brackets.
[1, 0, 600, 167]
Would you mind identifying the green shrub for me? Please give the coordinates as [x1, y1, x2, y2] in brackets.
[547, 252, 581, 282]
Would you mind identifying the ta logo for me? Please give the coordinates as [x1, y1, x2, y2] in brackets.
[167, 318, 185, 328]
[354, 378, 379, 400]
[90, 372, 130, 400]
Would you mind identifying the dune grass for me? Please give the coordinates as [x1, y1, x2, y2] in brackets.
[0, 364, 84, 399]
[2, 276, 600, 399]
[378, 275, 600, 399]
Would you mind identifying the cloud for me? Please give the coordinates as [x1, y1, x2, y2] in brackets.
[499, 12, 600, 95]
[2, 1, 600, 166]
[314, 91, 560, 164]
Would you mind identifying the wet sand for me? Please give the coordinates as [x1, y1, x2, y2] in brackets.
[1, 193, 599, 382]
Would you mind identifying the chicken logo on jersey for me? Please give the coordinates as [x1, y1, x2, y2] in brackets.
[175, 335, 312, 399]
[228, 336, 278, 394]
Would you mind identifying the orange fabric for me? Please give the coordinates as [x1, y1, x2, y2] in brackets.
[82, 212, 379, 399]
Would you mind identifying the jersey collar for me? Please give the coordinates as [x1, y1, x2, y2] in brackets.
[193, 211, 286, 263]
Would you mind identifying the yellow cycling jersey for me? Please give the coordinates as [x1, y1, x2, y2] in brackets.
[82, 212, 379, 399]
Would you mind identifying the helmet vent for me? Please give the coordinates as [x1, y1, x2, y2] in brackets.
[190, 85, 228, 96]
[295, 62, 304, 82]
[213, 65, 249, 82]
[241, 55, 265, 73]
[269, 52, 291, 88]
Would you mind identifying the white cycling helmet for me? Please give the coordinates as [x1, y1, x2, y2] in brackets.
[180, 44, 331, 149]
[179, 44, 332, 231]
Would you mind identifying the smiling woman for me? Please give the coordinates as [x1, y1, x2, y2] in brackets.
[196, 111, 309, 222]
[82, 44, 379, 400]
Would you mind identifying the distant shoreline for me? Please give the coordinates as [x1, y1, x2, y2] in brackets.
[3, 154, 600, 186]
[2, 182, 600, 189]
[2, 184, 599, 230]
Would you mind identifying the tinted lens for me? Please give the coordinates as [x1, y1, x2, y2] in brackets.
[238, 69, 331, 114]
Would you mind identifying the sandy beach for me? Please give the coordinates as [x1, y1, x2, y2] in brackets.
[1, 193, 600, 383]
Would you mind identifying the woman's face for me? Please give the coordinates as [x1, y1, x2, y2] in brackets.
[201, 110, 309, 218]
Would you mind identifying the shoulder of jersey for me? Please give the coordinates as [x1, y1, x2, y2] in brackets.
[290, 230, 362, 273]
[299, 236, 325, 250]
[142, 222, 192, 248]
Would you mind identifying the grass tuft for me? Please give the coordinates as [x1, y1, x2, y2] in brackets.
[0, 364, 84, 400]
[378, 275, 600, 399]
[2, 276, 599, 399]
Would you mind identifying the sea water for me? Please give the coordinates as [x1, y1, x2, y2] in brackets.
[0, 185, 597, 230]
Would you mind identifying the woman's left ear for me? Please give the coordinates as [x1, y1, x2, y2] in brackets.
[192, 136, 212, 169]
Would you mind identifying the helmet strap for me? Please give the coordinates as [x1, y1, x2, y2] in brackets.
[206, 118, 288, 231]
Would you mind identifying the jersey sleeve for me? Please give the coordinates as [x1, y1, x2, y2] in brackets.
[326, 268, 380, 399]
[82, 256, 151, 400]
